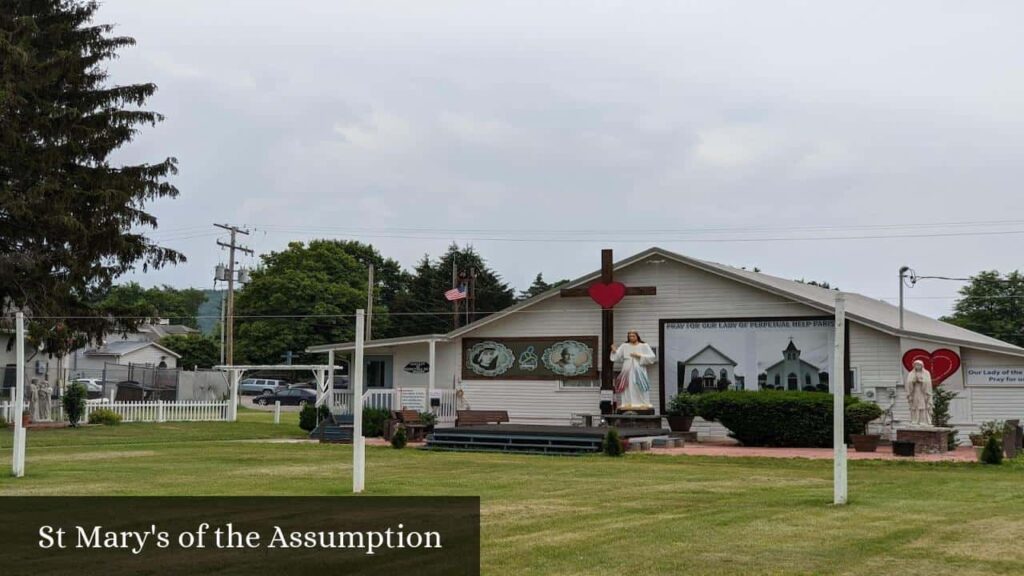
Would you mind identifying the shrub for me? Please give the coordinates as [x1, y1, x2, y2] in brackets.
[698, 391, 874, 447]
[87, 408, 122, 426]
[418, 411, 437, 427]
[390, 425, 408, 449]
[979, 420, 1005, 441]
[603, 428, 624, 457]
[362, 407, 390, 437]
[667, 393, 698, 417]
[298, 404, 329, 432]
[932, 387, 958, 449]
[846, 402, 883, 436]
[980, 435, 1004, 465]
[63, 383, 87, 427]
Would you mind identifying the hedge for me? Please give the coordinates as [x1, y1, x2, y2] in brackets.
[697, 391, 878, 447]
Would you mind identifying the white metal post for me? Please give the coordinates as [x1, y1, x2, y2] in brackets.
[353, 309, 366, 493]
[327, 349, 335, 410]
[833, 293, 847, 505]
[229, 369, 239, 422]
[428, 339, 436, 396]
[12, 311, 26, 477]
[274, 401, 281, 425]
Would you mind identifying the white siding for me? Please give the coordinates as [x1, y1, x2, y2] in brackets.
[849, 322, 901, 392]
[459, 380, 599, 424]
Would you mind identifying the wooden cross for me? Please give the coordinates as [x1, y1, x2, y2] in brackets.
[560, 249, 656, 390]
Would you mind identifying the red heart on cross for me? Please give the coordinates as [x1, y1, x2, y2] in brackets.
[901, 348, 961, 387]
[588, 282, 626, 309]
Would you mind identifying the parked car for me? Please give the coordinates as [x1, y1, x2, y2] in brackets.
[238, 378, 287, 396]
[71, 378, 103, 393]
[253, 387, 316, 407]
[70, 378, 104, 399]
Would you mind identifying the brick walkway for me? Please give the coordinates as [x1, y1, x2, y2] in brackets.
[651, 444, 978, 462]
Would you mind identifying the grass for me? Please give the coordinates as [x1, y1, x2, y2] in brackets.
[2, 411, 1023, 575]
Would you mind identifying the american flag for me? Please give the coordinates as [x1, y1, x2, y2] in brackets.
[444, 285, 467, 301]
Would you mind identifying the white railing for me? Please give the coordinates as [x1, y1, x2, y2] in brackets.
[1, 400, 229, 424]
[327, 388, 457, 425]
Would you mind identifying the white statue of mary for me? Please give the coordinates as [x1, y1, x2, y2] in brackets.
[610, 330, 657, 411]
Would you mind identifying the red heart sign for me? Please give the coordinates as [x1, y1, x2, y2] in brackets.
[901, 348, 961, 386]
[588, 282, 626, 309]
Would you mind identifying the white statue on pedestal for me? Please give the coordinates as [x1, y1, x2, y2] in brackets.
[610, 330, 657, 411]
[905, 360, 933, 427]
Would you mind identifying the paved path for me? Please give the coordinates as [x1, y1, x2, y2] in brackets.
[651, 444, 978, 462]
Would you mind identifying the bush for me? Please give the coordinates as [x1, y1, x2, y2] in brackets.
[846, 402, 883, 436]
[87, 408, 122, 426]
[980, 435, 1004, 465]
[299, 404, 330, 432]
[979, 420, 1005, 441]
[63, 383, 87, 427]
[362, 407, 390, 437]
[603, 428, 624, 457]
[418, 411, 437, 427]
[667, 393, 698, 417]
[390, 425, 408, 449]
[698, 391, 875, 447]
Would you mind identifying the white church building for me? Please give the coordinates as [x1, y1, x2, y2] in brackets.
[309, 247, 1024, 438]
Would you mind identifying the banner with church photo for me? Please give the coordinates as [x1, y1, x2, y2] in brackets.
[462, 337, 599, 380]
[660, 318, 836, 398]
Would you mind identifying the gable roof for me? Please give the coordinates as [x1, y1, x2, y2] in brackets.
[447, 246, 1024, 358]
[680, 345, 738, 367]
[85, 340, 182, 359]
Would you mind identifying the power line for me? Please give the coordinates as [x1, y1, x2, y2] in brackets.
[251, 226, 1024, 244]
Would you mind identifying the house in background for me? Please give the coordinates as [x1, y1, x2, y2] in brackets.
[72, 340, 180, 374]
[126, 321, 199, 342]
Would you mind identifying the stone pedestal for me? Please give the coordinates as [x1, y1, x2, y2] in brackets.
[896, 427, 954, 454]
[671, 431, 698, 443]
[603, 414, 664, 429]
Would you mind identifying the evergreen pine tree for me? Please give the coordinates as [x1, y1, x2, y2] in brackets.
[1, 1, 181, 355]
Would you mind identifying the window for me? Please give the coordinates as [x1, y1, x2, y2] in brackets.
[804, 373, 811, 387]
[774, 374, 781, 386]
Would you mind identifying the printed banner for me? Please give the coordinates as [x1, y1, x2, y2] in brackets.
[462, 337, 598, 380]
[966, 367, 1024, 387]
[662, 318, 835, 397]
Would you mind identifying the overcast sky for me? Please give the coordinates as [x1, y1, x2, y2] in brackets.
[101, 1, 1024, 318]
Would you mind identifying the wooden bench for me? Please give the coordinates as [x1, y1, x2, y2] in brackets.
[387, 410, 429, 441]
[455, 410, 510, 427]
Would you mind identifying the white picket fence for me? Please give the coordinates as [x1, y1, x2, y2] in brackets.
[330, 388, 457, 425]
[0, 400, 229, 424]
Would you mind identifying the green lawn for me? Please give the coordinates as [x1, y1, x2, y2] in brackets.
[2, 411, 1023, 575]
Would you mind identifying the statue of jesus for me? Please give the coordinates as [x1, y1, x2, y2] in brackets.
[905, 360, 933, 427]
[610, 330, 657, 411]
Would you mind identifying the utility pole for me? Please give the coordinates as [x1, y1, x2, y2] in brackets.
[898, 265, 910, 330]
[215, 224, 253, 366]
[366, 264, 374, 340]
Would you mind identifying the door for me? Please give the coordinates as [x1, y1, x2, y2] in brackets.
[364, 355, 393, 389]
